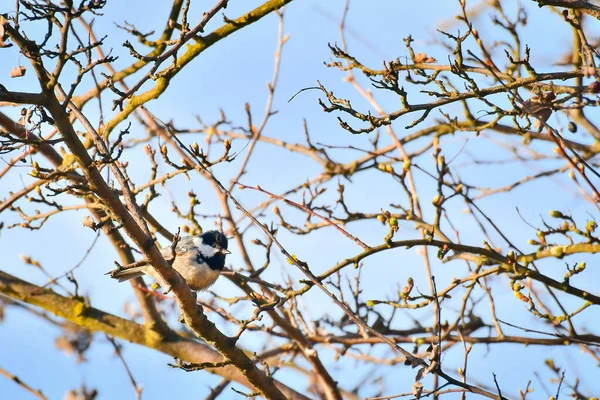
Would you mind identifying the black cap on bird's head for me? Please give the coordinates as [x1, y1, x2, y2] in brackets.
[197, 230, 230, 271]
[201, 230, 229, 253]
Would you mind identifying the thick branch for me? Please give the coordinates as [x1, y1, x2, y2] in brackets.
[532, 0, 600, 19]
[0, 270, 310, 400]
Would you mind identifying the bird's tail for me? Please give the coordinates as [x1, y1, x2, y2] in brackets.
[107, 266, 146, 282]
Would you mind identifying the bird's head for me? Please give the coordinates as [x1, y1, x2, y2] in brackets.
[194, 230, 230, 270]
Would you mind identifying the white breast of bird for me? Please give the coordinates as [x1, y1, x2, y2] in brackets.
[144, 251, 220, 292]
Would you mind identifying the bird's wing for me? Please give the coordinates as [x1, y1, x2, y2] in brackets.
[159, 236, 197, 258]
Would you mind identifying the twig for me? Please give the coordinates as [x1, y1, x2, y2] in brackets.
[237, 183, 370, 249]
[106, 335, 143, 399]
[0, 366, 47, 400]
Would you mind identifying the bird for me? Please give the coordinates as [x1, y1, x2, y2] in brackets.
[108, 230, 230, 292]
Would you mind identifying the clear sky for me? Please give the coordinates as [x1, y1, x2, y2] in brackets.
[1, 0, 599, 399]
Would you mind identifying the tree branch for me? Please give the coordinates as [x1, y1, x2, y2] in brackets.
[0, 270, 310, 400]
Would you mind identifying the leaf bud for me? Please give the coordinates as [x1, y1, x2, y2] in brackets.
[549, 210, 564, 218]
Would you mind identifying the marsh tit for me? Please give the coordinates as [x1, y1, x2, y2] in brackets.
[108, 230, 230, 291]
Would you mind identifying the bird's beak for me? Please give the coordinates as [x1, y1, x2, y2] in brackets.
[219, 248, 231, 255]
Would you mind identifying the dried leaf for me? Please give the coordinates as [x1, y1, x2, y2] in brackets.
[82, 216, 97, 231]
[415, 366, 426, 381]
[10, 66, 27, 78]
[414, 53, 437, 63]
[20, 254, 42, 269]
[415, 360, 437, 381]
[64, 386, 98, 400]
[55, 325, 92, 363]
[522, 96, 553, 126]
[412, 381, 424, 399]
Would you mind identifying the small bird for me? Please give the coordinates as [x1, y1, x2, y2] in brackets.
[108, 230, 230, 292]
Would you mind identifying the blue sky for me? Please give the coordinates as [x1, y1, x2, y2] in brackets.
[1, 0, 599, 399]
